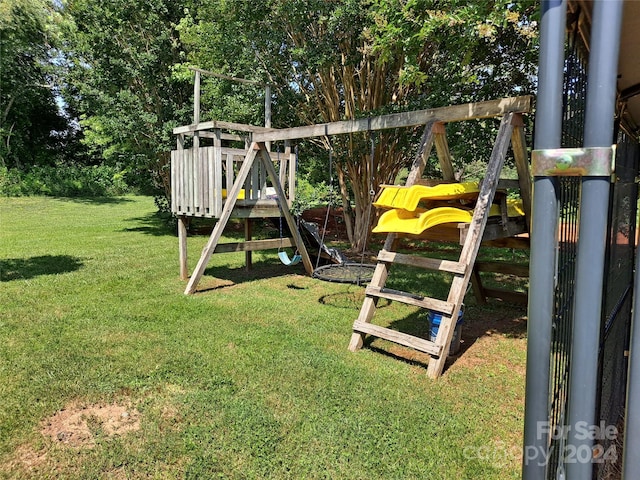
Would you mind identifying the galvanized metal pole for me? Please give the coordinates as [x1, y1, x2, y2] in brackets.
[522, 1, 565, 478]
[566, 1, 623, 479]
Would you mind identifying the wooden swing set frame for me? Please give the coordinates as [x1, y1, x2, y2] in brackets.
[171, 92, 532, 378]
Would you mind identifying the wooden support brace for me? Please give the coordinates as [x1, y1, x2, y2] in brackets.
[256, 146, 313, 275]
[184, 145, 262, 294]
[426, 112, 515, 378]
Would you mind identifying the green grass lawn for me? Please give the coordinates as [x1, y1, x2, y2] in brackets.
[0, 196, 527, 479]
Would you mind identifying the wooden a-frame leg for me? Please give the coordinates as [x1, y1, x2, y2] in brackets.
[257, 146, 313, 275]
[349, 234, 397, 351]
[426, 112, 515, 378]
[470, 266, 487, 305]
[184, 146, 261, 294]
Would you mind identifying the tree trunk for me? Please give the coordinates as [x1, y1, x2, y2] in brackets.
[336, 163, 354, 245]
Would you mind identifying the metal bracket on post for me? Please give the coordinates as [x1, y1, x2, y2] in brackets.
[531, 147, 615, 177]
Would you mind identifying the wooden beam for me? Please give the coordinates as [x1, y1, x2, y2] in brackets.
[174, 120, 276, 135]
[474, 261, 529, 277]
[253, 96, 532, 143]
[406, 121, 437, 185]
[433, 123, 456, 181]
[188, 66, 263, 86]
[482, 288, 528, 305]
[213, 237, 295, 254]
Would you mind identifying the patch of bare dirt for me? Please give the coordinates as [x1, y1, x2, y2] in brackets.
[4, 444, 49, 474]
[41, 401, 141, 448]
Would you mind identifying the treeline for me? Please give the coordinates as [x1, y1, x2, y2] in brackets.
[1, 0, 538, 246]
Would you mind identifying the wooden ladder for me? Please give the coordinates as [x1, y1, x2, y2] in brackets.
[349, 112, 531, 378]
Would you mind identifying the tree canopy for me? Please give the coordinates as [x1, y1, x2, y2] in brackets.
[0, 0, 68, 168]
[177, 0, 538, 249]
[1, 0, 539, 248]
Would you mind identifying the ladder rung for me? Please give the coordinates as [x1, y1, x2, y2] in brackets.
[377, 250, 467, 275]
[365, 286, 455, 315]
[353, 321, 442, 356]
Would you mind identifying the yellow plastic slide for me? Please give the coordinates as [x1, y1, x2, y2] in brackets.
[221, 189, 246, 200]
[374, 182, 480, 212]
[372, 200, 525, 235]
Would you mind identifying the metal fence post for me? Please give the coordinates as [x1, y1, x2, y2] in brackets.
[522, 1, 565, 479]
[566, 1, 623, 479]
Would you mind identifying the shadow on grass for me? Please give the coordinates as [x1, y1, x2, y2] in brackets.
[318, 291, 392, 310]
[357, 300, 527, 373]
[58, 196, 135, 205]
[123, 212, 176, 236]
[0, 255, 84, 281]
[193, 258, 304, 292]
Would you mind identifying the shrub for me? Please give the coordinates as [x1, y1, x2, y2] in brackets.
[0, 164, 134, 197]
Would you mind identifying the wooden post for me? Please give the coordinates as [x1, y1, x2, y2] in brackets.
[193, 70, 200, 157]
[178, 216, 189, 280]
[433, 122, 456, 181]
[511, 113, 533, 231]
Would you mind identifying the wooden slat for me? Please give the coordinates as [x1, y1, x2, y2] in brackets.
[365, 286, 455, 315]
[376, 250, 467, 275]
[213, 131, 223, 217]
[187, 148, 194, 214]
[170, 150, 177, 214]
[196, 148, 203, 215]
[206, 147, 214, 216]
[253, 96, 532, 143]
[179, 148, 186, 214]
[225, 153, 234, 193]
[352, 321, 441, 356]
[475, 261, 529, 277]
[230, 205, 284, 219]
[213, 237, 295, 254]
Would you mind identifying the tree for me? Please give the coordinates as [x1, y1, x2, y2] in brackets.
[0, 0, 69, 168]
[177, 0, 538, 251]
[61, 0, 194, 195]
